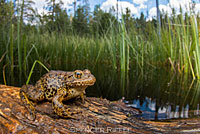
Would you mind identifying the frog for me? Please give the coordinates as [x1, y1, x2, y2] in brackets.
[19, 69, 96, 120]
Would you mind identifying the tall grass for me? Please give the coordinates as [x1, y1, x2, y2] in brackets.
[10, 24, 14, 73]
[191, 16, 200, 79]
[1, 11, 200, 87]
[17, 0, 22, 73]
[160, 14, 199, 79]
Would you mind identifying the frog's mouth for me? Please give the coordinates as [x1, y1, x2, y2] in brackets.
[71, 79, 96, 87]
[72, 86, 88, 91]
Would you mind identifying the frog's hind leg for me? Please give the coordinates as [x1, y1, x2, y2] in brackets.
[19, 84, 45, 120]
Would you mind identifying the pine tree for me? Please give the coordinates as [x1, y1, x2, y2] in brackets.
[72, 0, 90, 35]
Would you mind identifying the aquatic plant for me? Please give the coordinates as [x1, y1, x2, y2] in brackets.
[0, 2, 200, 86]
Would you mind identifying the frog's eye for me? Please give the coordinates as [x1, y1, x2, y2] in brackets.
[75, 71, 82, 79]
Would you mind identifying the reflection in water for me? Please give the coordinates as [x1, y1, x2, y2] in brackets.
[125, 97, 200, 120]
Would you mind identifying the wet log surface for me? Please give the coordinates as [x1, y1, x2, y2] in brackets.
[0, 85, 200, 134]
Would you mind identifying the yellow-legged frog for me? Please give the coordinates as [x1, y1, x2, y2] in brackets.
[19, 69, 96, 120]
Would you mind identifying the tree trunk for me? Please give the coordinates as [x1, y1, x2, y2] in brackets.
[0, 85, 200, 133]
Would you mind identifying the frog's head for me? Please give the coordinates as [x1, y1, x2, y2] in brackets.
[66, 69, 96, 87]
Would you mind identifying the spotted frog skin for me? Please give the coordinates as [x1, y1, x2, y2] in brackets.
[20, 69, 96, 120]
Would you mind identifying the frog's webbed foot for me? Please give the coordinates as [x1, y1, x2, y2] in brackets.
[19, 85, 36, 121]
[52, 91, 79, 119]
[20, 84, 45, 120]
[62, 108, 79, 119]
[26, 108, 36, 121]
[52, 102, 78, 119]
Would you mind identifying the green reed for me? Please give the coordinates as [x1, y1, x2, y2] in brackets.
[26, 60, 49, 85]
[17, 0, 22, 73]
[1, 11, 200, 87]
[10, 24, 14, 73]
[160, 14, 199, 79]
[191, 16, 200, 79]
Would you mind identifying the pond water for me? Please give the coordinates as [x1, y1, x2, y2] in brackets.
[90, 68, 200, 121]
[1, 67, 200, 121]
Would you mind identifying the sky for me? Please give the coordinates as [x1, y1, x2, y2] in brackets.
[33, 0, 200, 20]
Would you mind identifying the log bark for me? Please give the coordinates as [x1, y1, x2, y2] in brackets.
[0, 84, 200, 133]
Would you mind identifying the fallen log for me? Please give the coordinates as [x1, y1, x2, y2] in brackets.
[0, 84, 200, 133]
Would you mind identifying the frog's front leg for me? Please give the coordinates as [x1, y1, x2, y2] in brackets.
[19, 83, 45, 120]
[80, 93, 86, 103]
[52, 88, 76, 119]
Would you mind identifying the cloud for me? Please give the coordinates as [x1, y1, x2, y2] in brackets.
[132, 0, 147, 15]
[132, 0, 147, 5]
[147, 5, 172, 21]
[32, 0, 46, 14]
[167, 0, 200, 14]
[138, 3, 147, 10]
[62, 0, 77, 11]
[33, 0, 76, 15]
[194, 3, 200, 14]
[147, 0, 200, 21]
[101, 0, 138, 16]
[168, 0, 191, 10]
[62, 0, 74, 5]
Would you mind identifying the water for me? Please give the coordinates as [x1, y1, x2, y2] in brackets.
[125, 97, 200, 120]
[91, 68, 200, 120]
[1, 67, 200, 121]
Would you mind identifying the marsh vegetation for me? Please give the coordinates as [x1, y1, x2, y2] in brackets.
[0, 0, 200, 120]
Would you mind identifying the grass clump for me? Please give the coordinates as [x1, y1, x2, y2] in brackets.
[0, 1, 200, 86]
